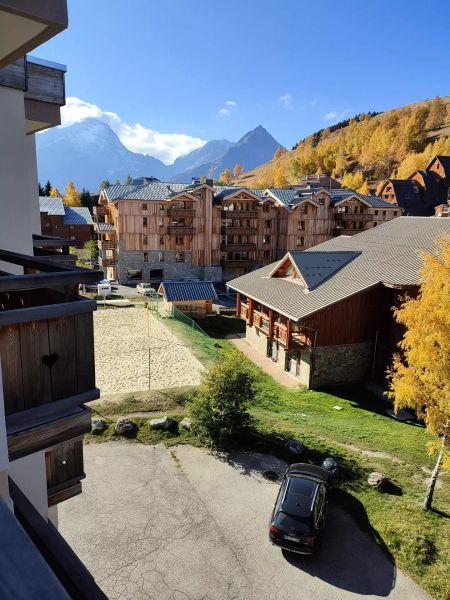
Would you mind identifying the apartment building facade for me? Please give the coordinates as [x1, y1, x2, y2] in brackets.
[39, 196, 94, 247]
[0, 2, 105, 596]
[95, 178, 400, 283]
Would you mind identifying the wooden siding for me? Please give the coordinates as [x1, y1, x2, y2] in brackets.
[46, 439, 85, 506]
[0, 313, 96, 415]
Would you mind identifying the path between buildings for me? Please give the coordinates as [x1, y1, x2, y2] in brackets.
[228, 334, 300, 388]
[59, 442, 430, 600]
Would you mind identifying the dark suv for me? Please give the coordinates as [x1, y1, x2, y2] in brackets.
[269, 463, 332, 555]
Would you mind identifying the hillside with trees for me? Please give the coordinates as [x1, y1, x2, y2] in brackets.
[233, 96, 450, 193]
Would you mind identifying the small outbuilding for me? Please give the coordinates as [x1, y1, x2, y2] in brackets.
[158, 280, 218, 318]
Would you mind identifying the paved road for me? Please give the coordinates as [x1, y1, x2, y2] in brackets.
[59, 443, 429, 600]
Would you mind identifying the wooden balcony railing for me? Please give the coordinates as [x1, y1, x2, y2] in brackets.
[221, 210, 258, 218]
[168, 226, 195, 235]
[221, 259, 255, 267]
[99, 257, 116, 268]
[334, 213, 373, 221]
[221, 226, 258, 235]
[168, 207, 196, 217]
[253, 310, 270, 331]
[0, 249, 101, 461]
[93, 205, 108, 216]
[220, 243, 257, 251]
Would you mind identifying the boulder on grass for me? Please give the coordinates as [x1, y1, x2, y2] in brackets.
[286, 439, 305, 455]
[368, 472, 389, 490]
[180, 417, 192, 431]
[150, 416, 174, 430]
[115, 417, 135, 435]
[91, 419, 107, 433]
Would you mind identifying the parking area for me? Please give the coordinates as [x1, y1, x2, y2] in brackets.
[58, 442, 428, 600]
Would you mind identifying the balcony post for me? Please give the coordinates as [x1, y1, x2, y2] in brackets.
[286, 318, 292, 351]
[236, 293, 241, 318]
[268, 308, 274, 339]
[248, 298, 254, 326]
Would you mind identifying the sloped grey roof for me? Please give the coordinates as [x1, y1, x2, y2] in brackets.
[63, 206, 93, 226]
[39, 196, 65, 215]
[286, 251, 360, 290]
[228, 217, 450, 321]
[266, 189, 299, 206]
[330, 189, 396, 208]
[159, 280, 218, 302]
[97, 222, 115, 232]
[104, 182, 189, 202]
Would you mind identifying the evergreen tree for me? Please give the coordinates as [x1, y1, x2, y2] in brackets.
[99, 180, 111, 191]
[114, 179, 120, 185]
[44, 180, 52, 196]
[80, 188, 93, 211]
[125, 173, 133, 184]
[38, 182, 45, 196]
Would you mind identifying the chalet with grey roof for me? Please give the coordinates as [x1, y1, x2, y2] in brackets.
[158, 280, 217, 318]
[228, 217, 450, 388]
[94, 176, 399, 284]
[39, 196, 94, 247]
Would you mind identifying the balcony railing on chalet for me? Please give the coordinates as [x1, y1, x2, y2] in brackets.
[221, 210, 258, 218]
[168, 207, 196, 217]
[98, 239, 115, 251]
[168, 225, 195, 235]
[334, 213, 373, 221]
[0, 249, 102, 463]
[220, 243, 257, 252]
[221, 226, 258, 235]
[99, 257, 116, 268]
[221, 258, 255, 267]
[93, 205, 108, 217]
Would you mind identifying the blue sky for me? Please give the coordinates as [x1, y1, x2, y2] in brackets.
[38, 0, 450, 163]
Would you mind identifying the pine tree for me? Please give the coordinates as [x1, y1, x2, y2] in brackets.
[125, 174, 133, 184]
[44, 181, 52, 196]
[38, 182, 45, 196]
[64, 181, 82, 207]
[80, 188, 93, 211]
[426, 96, 447, 130]
[388, 236, 450, 510]
[233, 164, 244, 178]
[114, 179, 120, 185]
[99, 180, 111, 191]
[219, 169, 231, 185]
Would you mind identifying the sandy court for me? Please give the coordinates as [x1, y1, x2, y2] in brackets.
[93, 306, 204, 394]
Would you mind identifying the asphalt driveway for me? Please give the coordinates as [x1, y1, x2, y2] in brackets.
[58, 442, 429, 600]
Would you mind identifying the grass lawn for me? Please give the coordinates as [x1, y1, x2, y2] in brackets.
[198, 315, 450, 600]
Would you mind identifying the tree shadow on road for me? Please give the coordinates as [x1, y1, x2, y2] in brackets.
[282, 492, 397, 597]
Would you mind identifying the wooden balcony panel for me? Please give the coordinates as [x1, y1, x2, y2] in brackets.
[46, 439, 85, 507]
[7, 404, 92, 462]
[220, 243, 257, 252]
[220, 259, 256, 267]
[93, 205, 107, 216]
[334, 213, 373, 221]
[98, 240, 115, 250]
[168, 226, 195, 235]
[99, 258, 115, 268]
[221, 210, 258, 218]
[221, 227, 258, 235]
[25, 59, 65, 106]
[169, 208, 196, 217]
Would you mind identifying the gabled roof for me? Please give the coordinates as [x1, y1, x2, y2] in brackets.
[331, 189, 396, 209]
[270, 251, 360, 291]
[227, 217, 450, 322]
[103, 182, 189, 202]
[39, 196, 65, 216]
[158, 280, 218, 302]
[63, 206, 93, 226]
[427, 155, 450, 175]
[381, 179, 426, 215]
[213, 186, 264, 202]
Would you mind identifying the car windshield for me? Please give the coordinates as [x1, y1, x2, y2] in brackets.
[273, 511, 311, 534]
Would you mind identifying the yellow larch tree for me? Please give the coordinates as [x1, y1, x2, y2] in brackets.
[388, 235, 450, 510]
[272, 162, 288, 188]
[49, 186, 62, 197]
[64, 181, 82, 207]
[233, 164, 244, 178]
[219, 169, 231, 185]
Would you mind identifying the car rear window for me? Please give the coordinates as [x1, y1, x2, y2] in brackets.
[274, 511, 311, 533]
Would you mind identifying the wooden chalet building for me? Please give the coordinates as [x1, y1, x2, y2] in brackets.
[94, 178, 399, 284]
[228, 217, 450, 389]
[39, 196, 94, 248]
[158, 280, 217, 318]
[379, 154, 450, 215]
[0, 2, 105, 596]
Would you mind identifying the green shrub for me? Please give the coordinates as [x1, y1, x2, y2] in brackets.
[189, 355, 255, 448]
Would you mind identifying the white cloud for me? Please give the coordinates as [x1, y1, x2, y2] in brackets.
[279, 93, 293, 110]
[324, 108, 353, 122]
[58, 97, 206, 164]
[218, 99, 237, 118]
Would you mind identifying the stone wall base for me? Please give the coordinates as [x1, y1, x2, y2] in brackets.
[311, 342, 373, 388]
[117, 249, 222, 283]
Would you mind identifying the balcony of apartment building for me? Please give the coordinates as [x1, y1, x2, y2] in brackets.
[0, 249, 101, 502]
[220, 250, 256, 268]
[168, 217, 195, 235]
[221, 201, 259, 219]
[237, 295, 312, 350]
[220, 233, 257, 253]
[168, 201, 196, 218]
